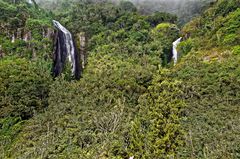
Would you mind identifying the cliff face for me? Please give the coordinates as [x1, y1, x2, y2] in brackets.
[0, 0, 53, 59]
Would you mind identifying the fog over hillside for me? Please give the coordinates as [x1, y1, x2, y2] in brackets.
[129, 0, 215, 23]
[35, 0, 215, 23]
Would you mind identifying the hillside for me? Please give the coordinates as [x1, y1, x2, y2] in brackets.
[0, 0, 240, 158]
[176, 0, 240, 157]
[35, 0, 214, 24]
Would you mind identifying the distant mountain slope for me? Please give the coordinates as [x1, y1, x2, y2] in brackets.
[35, 0, 215, 24]
[174, 0, 240, 157]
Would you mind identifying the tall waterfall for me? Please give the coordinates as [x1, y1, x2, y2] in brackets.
[172, 37, 182, 65]
[52, 20, 81, 80]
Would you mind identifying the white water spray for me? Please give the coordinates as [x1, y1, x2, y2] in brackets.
[172, 37, 182, 65]
[11, 34, 15, 43]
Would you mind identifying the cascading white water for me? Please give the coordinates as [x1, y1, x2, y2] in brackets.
[52, 20, 81, 79]
[11, 34, 15, 43]
[53, 20, 76, 74]
[172, 37, 182, 65]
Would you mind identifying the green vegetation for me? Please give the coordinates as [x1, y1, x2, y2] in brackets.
[0, 0, 52, 59]
[176, 49, 240, 158]
[176, 0, 240, 157]
[0, 0, 240, 158]
[0, 58, 51, 119]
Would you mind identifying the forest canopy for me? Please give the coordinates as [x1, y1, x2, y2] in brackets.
[0, 0, 240, 158]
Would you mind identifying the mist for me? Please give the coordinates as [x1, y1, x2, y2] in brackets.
[35, 0, 215, 23]
[129, 0, 215, 23]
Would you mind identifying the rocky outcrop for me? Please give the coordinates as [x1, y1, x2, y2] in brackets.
[78, 32, 88, 69]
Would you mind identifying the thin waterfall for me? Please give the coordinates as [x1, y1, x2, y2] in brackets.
[11, 34, 15, 43]
[52, 20, 81, 80]
[172, 37, 182, 65]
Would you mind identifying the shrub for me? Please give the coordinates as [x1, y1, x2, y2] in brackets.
[127, 69, 185, 158]
[232, 45, 240, 55]
[151, 23, 179, 66]
[178, 38, 193, 55]
[146, 12, 177, 27]
[0, 116, 24, 158]
[0, 58, 51, 119]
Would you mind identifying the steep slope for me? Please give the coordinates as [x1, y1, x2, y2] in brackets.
[174, 0, 240, 158]
[0, 0, 53, 59]
[0, 0, 53, 117]
[1, 1, 183, 158]
[0, 0, 239, 158]
[0, 1, 53, 157]
[35, 0, 215, 24]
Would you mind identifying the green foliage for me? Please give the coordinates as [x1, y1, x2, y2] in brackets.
[128, 70, 185, 158]
[146, 12, 177, 27]
[0, 1, 16, 22]
[178, 38, 194, 56]
[0, 58, 51, 119]
[119, 1, 137, 13]
[26, 18, 51, 40]
[0, 2, 182, 156]
[182, 0, 240, 50]
[0, 36, 27, 57]
[151, 23, 179, 66]
[152, 23, 178, 40]
[2, 0, 240, 158]
[0, 0, 53, 59]
[216, 8, 240, 46]
[0, 117, 24, 158]
[232, 45, 240, 55]
[6, 53, 155, 158]
[214, 0, 240, 17]
[175, 50, 240, 158]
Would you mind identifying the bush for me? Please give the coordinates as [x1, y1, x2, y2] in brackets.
[0, 58, 51, 119]
[175, 51, 240, 158]
[127, 69, 185, 158]
[232, 45, 240, 55]
[0, 116, 24, 158]
[216, 8, 240, 46]
[146, 12, 177, 27]
[151, 23, 179, 65]
[178, 38, 193, 55]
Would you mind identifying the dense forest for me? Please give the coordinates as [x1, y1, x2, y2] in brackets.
[0, 0, 240, 158]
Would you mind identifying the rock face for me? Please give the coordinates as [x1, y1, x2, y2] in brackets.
[78, 32, 88, 69]
[23, 31, 32, 42]
[52, 20, 81, 80]
[0, 45, 3, 58]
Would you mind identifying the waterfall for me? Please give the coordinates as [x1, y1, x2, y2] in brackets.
[52, 20, 81, 80]
[11, 34, 15, 43]
[172, 37, 182, 65]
